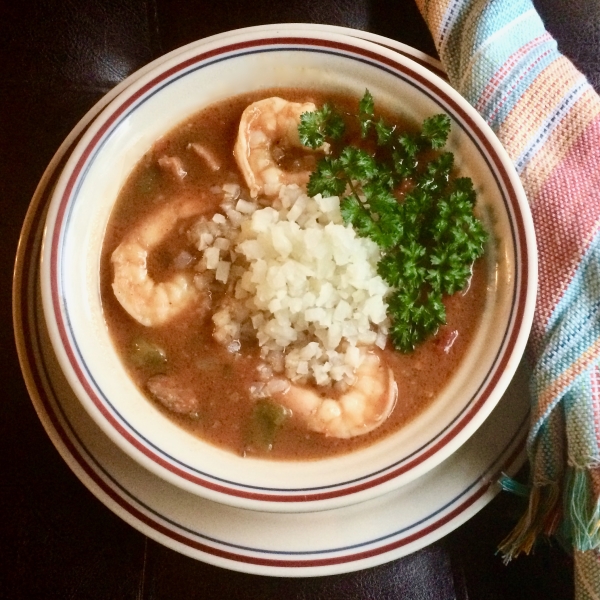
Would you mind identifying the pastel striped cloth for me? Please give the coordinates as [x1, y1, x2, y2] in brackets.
[415, 0, 600, 596]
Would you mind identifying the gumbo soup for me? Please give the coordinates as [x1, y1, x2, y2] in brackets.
[100, 88, 491, 460]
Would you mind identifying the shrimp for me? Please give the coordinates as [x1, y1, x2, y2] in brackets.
[234, 97, 317, 198]
[275, 350, 397, 439]
[111, 197, 205, 327]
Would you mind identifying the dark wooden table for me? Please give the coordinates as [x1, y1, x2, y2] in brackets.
[3, 0, 595, 597]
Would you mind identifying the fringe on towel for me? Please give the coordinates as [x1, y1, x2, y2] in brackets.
[497, 476, 561, 562]
[498, 468, 600, 561]
[564, 467, 600, 552]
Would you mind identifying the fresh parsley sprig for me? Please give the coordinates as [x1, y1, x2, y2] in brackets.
[298, 103, 346, 148]
[299, 90, 488, 352]
[359, 89, 375, 137]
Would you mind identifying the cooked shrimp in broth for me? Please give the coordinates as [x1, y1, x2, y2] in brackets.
[276, 350, 397, 439]
[101, 88, 489, 460]
[234, 97, 319, 197]
[111, 197, 205, 327]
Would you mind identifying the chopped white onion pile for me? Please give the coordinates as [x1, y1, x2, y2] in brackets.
[188, 184, 390, 387]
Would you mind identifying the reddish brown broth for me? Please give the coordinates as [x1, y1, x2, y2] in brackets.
[100, 88, 490, 460]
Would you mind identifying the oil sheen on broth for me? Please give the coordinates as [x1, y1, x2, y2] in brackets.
[100, 88, 490, 460]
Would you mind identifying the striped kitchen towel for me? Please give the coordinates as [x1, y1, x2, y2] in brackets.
[415, 0, 600, 596]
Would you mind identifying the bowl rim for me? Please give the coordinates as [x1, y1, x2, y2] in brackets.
[40, 25, 537, 512]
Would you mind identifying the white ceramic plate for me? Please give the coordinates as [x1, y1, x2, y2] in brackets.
[15, 26, 530, 576]
[39, 25, 536, 512]
[15, 200, 529, 575]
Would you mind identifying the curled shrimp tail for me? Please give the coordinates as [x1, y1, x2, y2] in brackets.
[111, 197, 205, 327]
[276, 350, 397, 439]
[234, 97, 318, 198]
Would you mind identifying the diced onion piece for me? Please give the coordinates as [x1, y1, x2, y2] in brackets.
[204, 246, 220, 269]
[215, 260, 231, 283]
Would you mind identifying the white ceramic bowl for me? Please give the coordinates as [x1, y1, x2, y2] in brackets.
[40, 25, 536, 512]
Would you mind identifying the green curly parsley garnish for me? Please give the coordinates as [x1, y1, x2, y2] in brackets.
[298, 90, 488, 352]
[298, 103, 346, 148]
